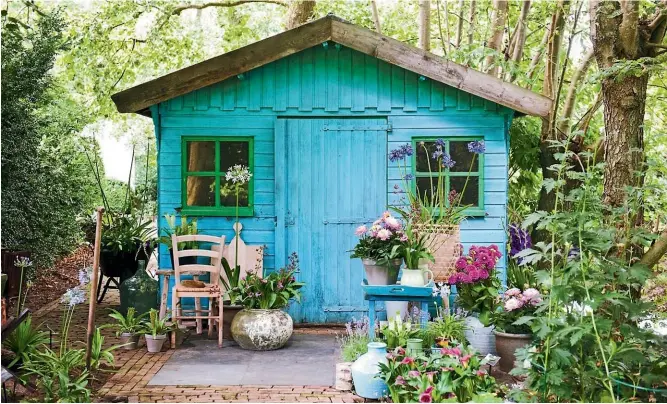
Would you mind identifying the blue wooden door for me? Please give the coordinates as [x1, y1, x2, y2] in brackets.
[275, 118, 389, 323]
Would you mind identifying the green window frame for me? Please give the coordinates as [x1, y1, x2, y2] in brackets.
[411, 137, 485, 217]
[180, 136, 254, 217]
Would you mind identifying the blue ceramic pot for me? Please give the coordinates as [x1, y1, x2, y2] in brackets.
[351, 342, 388, 399]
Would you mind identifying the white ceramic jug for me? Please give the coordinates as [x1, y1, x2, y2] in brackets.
[400, 268, 433, 287]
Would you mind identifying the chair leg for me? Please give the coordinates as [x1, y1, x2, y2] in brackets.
[207, 299, 214, 339]
[194, 297, 203, 335]
[218, 298, 224, 348]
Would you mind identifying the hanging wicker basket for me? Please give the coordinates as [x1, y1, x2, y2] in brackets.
[415, 223, 462, 282]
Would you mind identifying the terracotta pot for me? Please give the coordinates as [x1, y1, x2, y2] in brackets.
[222, 303, 243, 340]
[493, 330, 532, 372]
[231, 309, 293, 350]
[362, 259, 401, 285]
[145, 334, 166, 353]
[119, 333, 140, 350]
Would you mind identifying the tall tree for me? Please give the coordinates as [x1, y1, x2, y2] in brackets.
[419, 0, 431, 51]
[484, 0, 508, 76]
[590, 0, 667, 209]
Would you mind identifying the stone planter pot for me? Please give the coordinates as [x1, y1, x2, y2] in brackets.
[145, 334, 166, 353]
[119, 333, 140, 350]
[335, 362, 353, 391]
[223, 303, 243, 340]
[493, 330, 532, 372]
[464, 316, 496, 356]
[362, 259, 401, 285]
[231, 309, 293, 350]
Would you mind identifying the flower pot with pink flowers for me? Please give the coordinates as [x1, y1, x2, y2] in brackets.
[351, 212, 405, 285]
[448, 245, 503, 355]
[491, 287, 541, 372]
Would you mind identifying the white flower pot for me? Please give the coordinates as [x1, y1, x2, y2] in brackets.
[464, 316, 496, 355]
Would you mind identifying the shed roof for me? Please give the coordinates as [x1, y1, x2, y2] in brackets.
[111, 15, 552, 117]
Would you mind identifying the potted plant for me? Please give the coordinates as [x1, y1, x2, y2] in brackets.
[143, 308, 172, 353]
[448, 245, 502, 355]
[158, 213, 199, 268]
[428, 311, 468, 349]
[492, 287, 541, 372]
[350, 212, 404, 285]
[100, 211, 156, 282]
[230, 253, 304, 350]
[391, 222, 434, 287]
[219, 256, 244, 339]
[109, 307, 147, 350]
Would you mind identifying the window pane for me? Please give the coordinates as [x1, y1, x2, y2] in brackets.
[186, 141, 215, 172]
[220, 141, 249, 173]
[450, 176, 479, 207]
[450, 141, 479, 172]
[220, 180, 249, 207]
[415, 141, 441, 173]
[186, 176, 215, 206]
[416, 177, 444, 206]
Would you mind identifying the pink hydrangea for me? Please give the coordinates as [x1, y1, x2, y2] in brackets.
[355, 225, 367, 236]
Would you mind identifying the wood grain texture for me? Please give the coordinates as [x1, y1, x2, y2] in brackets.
[112, 15, 550, 117]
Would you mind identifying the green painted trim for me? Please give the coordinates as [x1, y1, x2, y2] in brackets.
[180, 136, 255, 217]
[410, 136, 486, 216]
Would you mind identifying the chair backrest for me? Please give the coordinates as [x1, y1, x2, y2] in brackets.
[171, 234, 226, 286]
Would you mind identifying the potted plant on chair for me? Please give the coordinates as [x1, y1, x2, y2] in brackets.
[231, 253, 304, 350]
[109, 307, 147, 350]
[143, 308, 173, 353]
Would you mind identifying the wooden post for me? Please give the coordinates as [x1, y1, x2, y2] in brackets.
[85, 207, 104, 371]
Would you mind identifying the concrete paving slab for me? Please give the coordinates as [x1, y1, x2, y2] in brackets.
[148, 334, 338, 386]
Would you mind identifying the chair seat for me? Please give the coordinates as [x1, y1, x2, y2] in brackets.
[175, 283, 222, 293]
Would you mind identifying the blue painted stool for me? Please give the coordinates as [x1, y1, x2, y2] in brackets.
[361, 282, 434, 339]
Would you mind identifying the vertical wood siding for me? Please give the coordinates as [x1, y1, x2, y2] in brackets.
[156, 44, 513, 315]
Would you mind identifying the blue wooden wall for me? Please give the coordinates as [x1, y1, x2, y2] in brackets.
[154, 44, 513, 319]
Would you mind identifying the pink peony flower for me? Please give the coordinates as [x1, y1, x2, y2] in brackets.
[400, 234, 408, 242]
[376, 228, 392, 240]
[523, 288, 540, 300]
[355, 225, 367, 236]
[384, 216, 401, 230]
[504, 297, 523, 311]
[505, 287, 521, 297]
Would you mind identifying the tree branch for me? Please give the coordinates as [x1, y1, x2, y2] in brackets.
[647, 42, 667, 50]
[370, 0, 382, 34]
[637, 229, 667, 269]
[171, 0, 287, 15]
[557, 48, 594, 136]
[619, 0, 639, 58]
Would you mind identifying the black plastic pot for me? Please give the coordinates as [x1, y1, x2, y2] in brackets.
[168, 249, 197, 269]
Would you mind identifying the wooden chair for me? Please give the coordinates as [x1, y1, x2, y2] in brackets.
[171, 234, 225, 348]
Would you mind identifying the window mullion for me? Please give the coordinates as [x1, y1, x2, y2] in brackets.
[215, 141, 221, 208]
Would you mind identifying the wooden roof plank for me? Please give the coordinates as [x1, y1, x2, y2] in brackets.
[111, 15, 552, 118]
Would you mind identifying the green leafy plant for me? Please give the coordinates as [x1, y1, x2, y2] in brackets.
[108, 307, 147, 336]
[22, 347, 89, 403]
[339, 334, 371, 362]
[2, 315, 50, 368]
[234, 253, 304, 310]
[390, 222, 433, 269]
[381, 313, 420, 349]
[158, 213, 198, 250]
[144, 308, 173, 337]
[428, 313, 468, 347]
[219, 257, 243, 304]
[491, 288, 541, 334]
[88, 327, 122, 370]
[101, 211, 156, 256]
[379, 344, 501, 403]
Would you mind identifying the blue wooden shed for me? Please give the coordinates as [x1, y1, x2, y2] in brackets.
[112, 15, 551, 324]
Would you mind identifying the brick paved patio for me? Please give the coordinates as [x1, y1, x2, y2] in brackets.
[30, 287, 364, 403]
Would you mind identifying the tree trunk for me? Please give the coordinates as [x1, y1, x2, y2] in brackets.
[507, 0, 532, 81]
[419, 0, 431, 51]
[467, 0, 476, 45]
[285, 0, 315, 29]
[370, 0, 382, 34]
[599, 74, 648, 207]
[484, 0, 508, 76]
[557, 49, 595, 136]
[454, 0, 465, 48]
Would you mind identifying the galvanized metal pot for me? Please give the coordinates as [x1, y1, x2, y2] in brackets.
[464, 316, 496, 356]
[145, 334, 166, 353]
[493, 330, 532, 372]
[231, 309, 293, 350]
[362, 259, 401, 285]
[119, 333, 140, 350]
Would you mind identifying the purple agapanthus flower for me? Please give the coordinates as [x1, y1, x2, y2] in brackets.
[509, 223, 532, 262]
[400, 144, 414, 157]
[467, 140, 485, 154]
[403, 174, 414, 180]
[441, 153, 456, 169]
[435, 138, 446, 148]
[432, 148, 444, 160]
[389, 149, 403, 162]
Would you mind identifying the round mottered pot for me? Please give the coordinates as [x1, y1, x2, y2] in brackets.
[231, 309, 293, 350]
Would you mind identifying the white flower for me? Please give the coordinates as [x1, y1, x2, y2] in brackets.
[384, 216, 401, 231]
[225, 164, 253, 184]
[504, 297, 523, 311]
[376, 228, 392, 240]
[78, 268, 92, 286]
[61, 287, 86, 307]
[14, 256, 33, 268]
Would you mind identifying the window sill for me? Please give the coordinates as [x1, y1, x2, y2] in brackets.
[179, 207, 254, 217]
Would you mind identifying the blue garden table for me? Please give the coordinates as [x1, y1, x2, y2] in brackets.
[361, 282, 434, 339]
